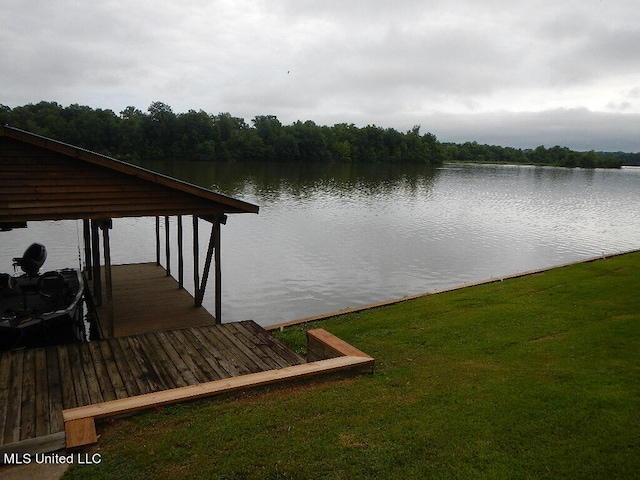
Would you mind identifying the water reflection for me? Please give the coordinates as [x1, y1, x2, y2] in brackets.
[136, 160, 440, 203]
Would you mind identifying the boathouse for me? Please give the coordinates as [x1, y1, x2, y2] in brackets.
[0, 126, 374, 455]
[0, 124, 259, 336]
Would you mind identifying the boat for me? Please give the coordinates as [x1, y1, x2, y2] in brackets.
[1, 243, 87, 350]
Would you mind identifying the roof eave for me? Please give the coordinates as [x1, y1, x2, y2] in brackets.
[0, 125, 259, 215]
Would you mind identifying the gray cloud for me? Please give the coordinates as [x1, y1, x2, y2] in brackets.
[427, 109, 640, 152]
[2, 0, 639, 151]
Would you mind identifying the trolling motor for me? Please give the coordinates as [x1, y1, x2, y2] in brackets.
[9, 243, 48, 311]
[13, 243, 47, 277]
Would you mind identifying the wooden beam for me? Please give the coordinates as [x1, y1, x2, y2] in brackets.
[90, 220, 101, 306]
[164, 216, 170, 276]
[306, 329, 374, 363]
[192, 216, 199, 304]
[83, 219, 92, 280]
[214, 218, 222, 323]
[64, 418, 98, 449]
[0, 432, 66, 457]
[196, 226, 215, 309]
[155, 216, 160, 266]
[177, 215, 184, 289]
[100, 220, 114, 339]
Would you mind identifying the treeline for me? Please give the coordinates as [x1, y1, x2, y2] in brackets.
[1, 101, 636, 167]
[0, 101, 441, 165]
[442, 142, 631, 169]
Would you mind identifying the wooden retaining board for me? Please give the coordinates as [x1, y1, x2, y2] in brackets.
[0, 321, 304, 454]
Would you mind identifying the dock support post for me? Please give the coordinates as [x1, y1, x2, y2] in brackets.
[165, 216, 171, 276]
[178, 215, 184, 289]
[193, 216, 199, 304]
[155, 216, 160, 266]
[214, 216, 223, 323]
[83, 219, 92, 279]
[90, 220, 102, 306]
[100, 219, 114, 339]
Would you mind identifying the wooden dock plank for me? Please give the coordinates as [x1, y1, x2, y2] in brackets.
[34, 348, 50, 437]
[56, 344, 78, 410]
[79, 342, 104, 404]
[45, 347, 64, 436]
[124, 336, 164, 393]
[107, 338, 143, 398]
[0, 350, 24, 443]
[65, 344, 92, 407]
[20, 348, 36, 441]
[235, 321, 304, 369]
[171, 329, 220, 382]
[153, 331, 198, 386]
[97, 340, 129, 400]
[183, 327, 236, 379]
[196, 326, 250, 376]
[136, 333, 185, 390]
[158, 330, 203, 385]
[87, 342, 117, 402]
[4, 350, 24, 444]
[213, 324, 273, 373]
[228, 322, 287, 370]
[0, 352, 12, 442]
[242, 321, 306, 366]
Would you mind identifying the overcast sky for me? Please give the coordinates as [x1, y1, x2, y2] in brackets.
[2, 0, 639, 151]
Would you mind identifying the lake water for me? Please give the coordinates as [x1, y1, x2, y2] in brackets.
[2, 162, 639, 327]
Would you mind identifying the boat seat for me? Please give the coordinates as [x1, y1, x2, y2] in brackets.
[38, 271, 67, 298]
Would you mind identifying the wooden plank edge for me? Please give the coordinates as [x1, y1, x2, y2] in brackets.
[64, 418, 98, 450]
[61, 355, 373, 448]
[306, 329, 373, 361]
[0, 432, 66, 459]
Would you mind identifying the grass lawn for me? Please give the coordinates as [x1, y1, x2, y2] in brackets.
[64, 252, 640, 479]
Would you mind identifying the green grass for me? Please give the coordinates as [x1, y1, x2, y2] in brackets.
[64, 252, 640, 479]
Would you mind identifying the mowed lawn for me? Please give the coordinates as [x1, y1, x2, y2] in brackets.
[65, 252, 640, 479]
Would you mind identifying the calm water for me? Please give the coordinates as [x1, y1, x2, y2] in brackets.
[2, 163, 639, 327]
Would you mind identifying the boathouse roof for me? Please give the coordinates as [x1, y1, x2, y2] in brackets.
[0, 125, 259, 224]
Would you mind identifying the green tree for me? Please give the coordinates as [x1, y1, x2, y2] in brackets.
[145, 101, 177, 159]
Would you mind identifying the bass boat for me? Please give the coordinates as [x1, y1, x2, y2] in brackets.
[1, 243, 86, 350]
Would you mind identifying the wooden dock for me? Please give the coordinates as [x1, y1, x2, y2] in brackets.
[1, 262, 375, 456]
[93, 263, 217, 338]
[0, 321, 305, 454]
